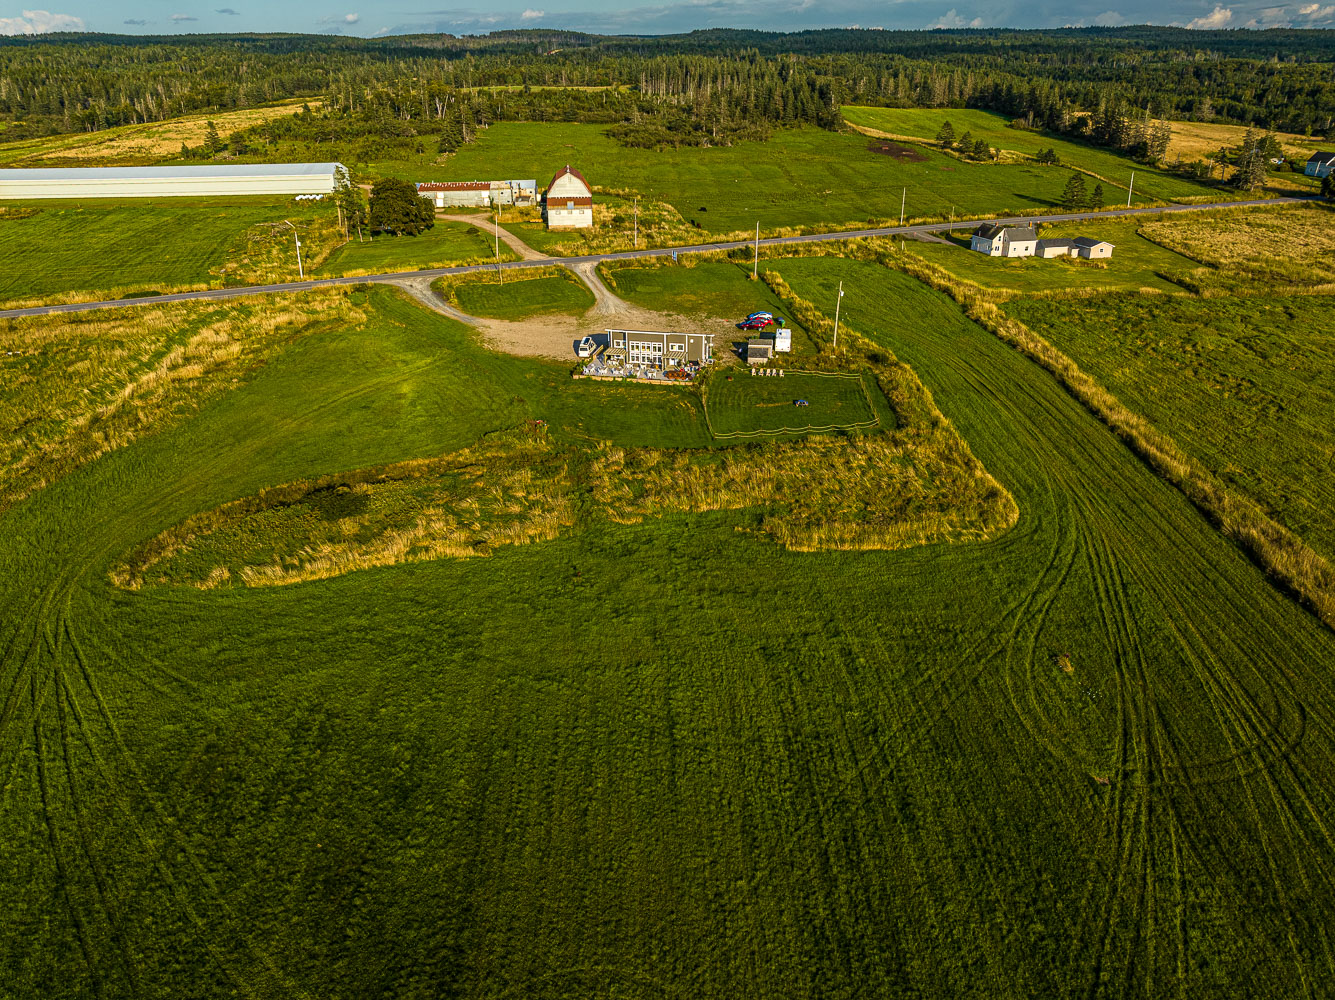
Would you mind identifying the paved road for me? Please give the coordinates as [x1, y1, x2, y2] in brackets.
[0, 196, 1312, 321]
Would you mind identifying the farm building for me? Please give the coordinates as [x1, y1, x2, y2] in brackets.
[1304, 152, 1335, 177]
[545, 165, 594, 229]
[607, 329, 712, 369]
[970, 223, 1038, 257]
[747, 340, 773, 365]
[417, 179, 538, 209]
[1072, 237, 1114, 258]
[0, 162, 345, 200]
[1035, 238, 1076, 258]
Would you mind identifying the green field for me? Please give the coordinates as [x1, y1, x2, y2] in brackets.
[1005, 291, 1335, 562]
[904, 219, 1201, 294]
[316, 221, 514, 276]
[705, 369, 879, 436]
[3, 264, 1335, 999]
[0, 197, 329, 304]
[447, 269, 595, 319]
[842, 106, 1220, 203]
[440, 122, 1115, 233]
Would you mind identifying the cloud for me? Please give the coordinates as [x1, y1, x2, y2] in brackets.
[1297, 2, 1335, 15]
[0, 8, 84, 33]
[170, 12, 199, 20]
[123, 16, 147, 24]
[927, 7, 983, 26]
[1185, 3, 1232, 26]
[216, 6, 240, 13]
[520, 7, 544, 17]
[1092, 9, 1127, 23]
[372, 24, 390, 34]
[344, 11, 359, 21]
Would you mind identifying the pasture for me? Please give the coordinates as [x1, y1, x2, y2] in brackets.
[1004, 290, 1335, 563]
[441, 267, 595, 320]
[903, 219, 1199, 294]
[437, 122, 1100, 233]
[316, 221, 513, 276]
[842, 106, 1219, 203]
[2, 265, 1334, 1000]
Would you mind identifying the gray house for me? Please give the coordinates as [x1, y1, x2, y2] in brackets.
[606, 329, 713, 370]
[970, 223, 1038, 257]
[1304, 152, 1335, 177]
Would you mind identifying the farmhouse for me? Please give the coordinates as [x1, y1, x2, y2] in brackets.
[607, 329, 712, 369]
[1304, 152, 1335, 177]
[545, 165, 594, 229]
[0, 162, 345, 200]
[417, 179, 538, 209]
[970, 223, 1038, 257]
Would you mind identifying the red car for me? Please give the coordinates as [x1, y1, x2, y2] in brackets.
[738, 317, 772, 330]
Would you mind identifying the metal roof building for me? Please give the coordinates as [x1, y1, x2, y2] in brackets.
[0, 162, 346, 200]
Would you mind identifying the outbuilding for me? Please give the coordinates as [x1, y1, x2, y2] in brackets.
[1035, 238, 1076, 258]
[747, 340, 773, 365]
[0, 162, 346, 200]
[417, 181, 492, 209]
[1072, 237, 1114, 259]
[545, 165, 594, 229]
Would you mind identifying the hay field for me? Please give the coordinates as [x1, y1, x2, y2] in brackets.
[1139, 203, 1335, 282]
[0, 101, 319, 166]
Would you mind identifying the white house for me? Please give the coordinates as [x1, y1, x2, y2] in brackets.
[0, 162, 345, 200]
[544, 165, 593, 229]
[970, 223, 1038, 257]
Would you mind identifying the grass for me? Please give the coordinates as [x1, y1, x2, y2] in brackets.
[842, 106, 1221, 203]
[0, 100, 319, 167]
[1004, 291, 1335, 565]
[900, 219, 1200, 295]
[316, 221, 516, 276]
[3, 272, 1335, 999]
[436, 266, 595, 320]
[704, 369, 879, 437]
[0, 196, 333, 305]
[435, 122, 1119, 234]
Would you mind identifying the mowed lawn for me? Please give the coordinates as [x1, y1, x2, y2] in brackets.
[0, 196, 328, 304]
[439, 123, 1096, 232]
[842, 107, 1217, 203]
[1005, 291, 1335, 563]
[316, 221, 514, 276]
[905, 219, 1200, 294]
[706, 369, 878, 436]
[451, 270, 595, 319]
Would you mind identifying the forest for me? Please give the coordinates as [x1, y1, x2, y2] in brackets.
[3, 27, 1335, 149]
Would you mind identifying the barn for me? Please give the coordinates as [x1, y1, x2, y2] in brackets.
[0, 162, 346, 200]
[544, 165, 594, 229]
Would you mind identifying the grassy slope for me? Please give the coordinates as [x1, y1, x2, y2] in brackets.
[2, 279, 1334, 998]
[842, 107, 1217, 202]
[316, 221, 514, 276]
[903, 219, 1198, 294]
[438, 122, 1100, 232]
[1004, 291, 1335, 562]
[452, 271, 595, 320]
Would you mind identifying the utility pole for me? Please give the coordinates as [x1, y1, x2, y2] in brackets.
[633, 196, 638, 249]
[832, 280, 844, 351]
[900, 186, 906, 226]
[282, 220, 304, 279]
[495, 208, 502, 284]
[753, 221, 759, 279]
[1127, 170, 1135, 208]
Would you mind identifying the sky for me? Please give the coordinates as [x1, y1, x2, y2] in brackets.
[3, 0, 1335, 37]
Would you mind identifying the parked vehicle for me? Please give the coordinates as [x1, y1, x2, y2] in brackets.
[745, 311, 774, 322]
[577, 336, 597, 358]
[738, 317, 771, 330]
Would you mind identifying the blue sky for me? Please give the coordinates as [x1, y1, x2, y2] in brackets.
[3, 0, 1335, 36]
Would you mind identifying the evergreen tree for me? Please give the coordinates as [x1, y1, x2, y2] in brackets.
[203, 120, 223, 156]
[957, 129, 972, 150]
[973, 138, 989, 159]
[1060, 173, 1087, 210]
[1090, 182, 1104, 207]
[1240, 146, 1270, 190]
[935, 121, 955, 144]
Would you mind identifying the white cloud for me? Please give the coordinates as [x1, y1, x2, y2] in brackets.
[170, 12, 199, 20]
[520, 6, 544, 17]
[1297, 2, 1335, 16]
[1185, 4, 1232, 26]
[344, 11, 360, 21]
[0, 8, 83, 33]
[927, 7, 983, 26]
[1092, 9, 1127, 23]
[372, 24, 390, 33]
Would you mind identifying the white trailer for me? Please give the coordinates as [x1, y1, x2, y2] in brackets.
[774, 328, 792, 353]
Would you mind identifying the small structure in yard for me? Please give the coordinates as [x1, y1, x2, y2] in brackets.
[417, 179, 537, 209]
[605, 329, 712, 370]
[1072, 237, 1114, 259]
[1304, 152, 1335, 177]
[747, 340, 773, 365]
[774, 328, 792, 353]
[545, 165, 594, 229]
[970, 223, 1038, 257]
[1035, 238, 1076, 258]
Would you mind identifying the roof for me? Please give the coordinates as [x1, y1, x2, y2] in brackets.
[975, 223, 1036, 241]
[1072, 237, 1114, 249]
[747, 341, 772, 356]
[550, 197, 593, 208]
[418, 181, 490, 191]
[975, 223, 1004, 239]
[504, 179, 538, 188]
[1003, 226, 1037, 241]
[1036, 238, 1075, 249]
[1306, 152, 1335, 164]
[548, 164, 591, 192]
[0, 162, 343, 181]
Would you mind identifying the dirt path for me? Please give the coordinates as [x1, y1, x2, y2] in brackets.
[438, 213, 549, 261]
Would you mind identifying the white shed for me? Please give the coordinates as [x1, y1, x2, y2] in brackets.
[0, 162, 346, 200]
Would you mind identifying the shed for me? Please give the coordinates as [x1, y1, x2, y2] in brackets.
[1035, 238, 1076, 258]
[1072, 237, 1115, 259]
[0, 162, 346, 200]
[747, 340, 773, 365]
[418, 181, 492, 209]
